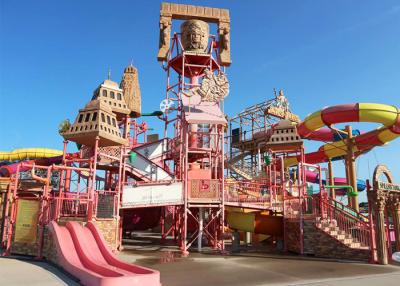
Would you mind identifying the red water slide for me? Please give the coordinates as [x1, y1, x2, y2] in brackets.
[49, 221, 160, 286]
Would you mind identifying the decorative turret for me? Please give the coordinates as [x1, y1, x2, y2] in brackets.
[92, 79, 130, 119]
[266, 120, 302, 151]
[61, 99, 127, 147]
[120, 64, 141, 118]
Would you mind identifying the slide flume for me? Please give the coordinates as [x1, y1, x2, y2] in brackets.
[0, 148, 63, 161]
[285, 103, 400, 193]
[49, 221, 160, 286]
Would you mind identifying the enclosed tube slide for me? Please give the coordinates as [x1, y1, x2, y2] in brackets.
[49, 221, 160, 286]
[0, 148, 63, 161]
[0, 156, 63, 177]
[304, 169, 366, 194]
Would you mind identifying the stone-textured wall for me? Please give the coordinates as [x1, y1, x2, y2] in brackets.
[10, 225, 58, 262]
[303, 220, 370, 261]
[284, 219, 370, 261]
[42, 226, 58, 264]
[92, 218, 119, 251]
[10, 225, 40, 257]
[284, 219, 301, 253]
[10, 217, 119, 258]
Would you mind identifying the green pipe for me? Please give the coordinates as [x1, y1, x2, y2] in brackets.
[141, 111, 163, 117]
[324, 185, 358, 197]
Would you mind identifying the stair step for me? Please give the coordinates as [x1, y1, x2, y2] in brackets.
[321, 227, 339, 233]
[345, 242, 361, 248]
[330, 233, 346, 240]
[342, 238, 355, 244]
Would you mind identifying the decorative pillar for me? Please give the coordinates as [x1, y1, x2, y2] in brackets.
[390, 196, 400, 252]
[371, 190, 389, 265]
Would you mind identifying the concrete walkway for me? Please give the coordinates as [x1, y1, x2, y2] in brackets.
[0, 257, 79, 286]
[119, 249, 400, 286]
[0, 252, 399, 286]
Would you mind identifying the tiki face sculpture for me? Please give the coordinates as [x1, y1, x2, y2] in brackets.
[180, 20, 209, 52]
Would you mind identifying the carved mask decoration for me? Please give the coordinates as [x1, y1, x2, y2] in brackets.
[180, 20, 209, 52]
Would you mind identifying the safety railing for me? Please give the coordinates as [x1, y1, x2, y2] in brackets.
[47, 190, 117, 220]
[284, 196, 313, 219]
[325, 196, 369, 223]
[93, 190, 118, 218]
[313, 195, 372, 248]
[224, 179, 281, 209]
[48, 193, 90, 219]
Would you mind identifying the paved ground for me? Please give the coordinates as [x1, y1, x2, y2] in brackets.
[0, 257, 79, 286]
[1, 248, 399, 286]
[118, 247, 400, 286]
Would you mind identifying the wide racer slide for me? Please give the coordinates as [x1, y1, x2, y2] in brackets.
[49, 221, 160, 286]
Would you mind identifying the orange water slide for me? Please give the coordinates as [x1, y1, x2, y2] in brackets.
[227, 210, 283, 236]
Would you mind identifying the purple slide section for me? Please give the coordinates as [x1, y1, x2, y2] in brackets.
[305, 170, 366, 195]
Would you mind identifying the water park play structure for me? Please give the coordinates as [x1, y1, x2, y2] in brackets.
[1, 2, 400, 285]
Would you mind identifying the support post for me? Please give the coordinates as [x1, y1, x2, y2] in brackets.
[328, 160, 335, 199]
[88, 136, 99, 221]
[198, 208, 204, 252]
[345, 125, 359, 211]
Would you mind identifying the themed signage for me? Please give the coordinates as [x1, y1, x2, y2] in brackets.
[266, 106, 301, 123]
[265, 90, 300, 123]
[14, 199, 40, 243]
[373, 164, 397, 192]
[122, 182, 183, 208]
[377, 181, 400, 192]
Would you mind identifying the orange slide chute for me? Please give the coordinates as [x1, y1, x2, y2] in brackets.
[227, 210, 283, 236]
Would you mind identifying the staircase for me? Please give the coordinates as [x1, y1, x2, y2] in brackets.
[226, 152, 254, 180]
[301, 196, 372, 261]
[227, 164, 253, 180]
[315, 218, 369, 250]
[126, 139, 174, 182]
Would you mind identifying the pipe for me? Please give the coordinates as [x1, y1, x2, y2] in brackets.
[30, 165, 49, 185]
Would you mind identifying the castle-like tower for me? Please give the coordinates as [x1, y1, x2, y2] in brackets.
[120, 64, 141, 118]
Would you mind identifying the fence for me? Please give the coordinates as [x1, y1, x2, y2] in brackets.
[47, 190, 117, 220]
[312, 195, 372, 247]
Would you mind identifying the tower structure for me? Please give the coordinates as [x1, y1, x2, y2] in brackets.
[120, 64, 141, 118]
[157, 2, 231, 253]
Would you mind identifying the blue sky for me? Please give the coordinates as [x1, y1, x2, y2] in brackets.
[1, 1, 399, 201]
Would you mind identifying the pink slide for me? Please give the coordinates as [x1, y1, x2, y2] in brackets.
[48, 221, 160, 286]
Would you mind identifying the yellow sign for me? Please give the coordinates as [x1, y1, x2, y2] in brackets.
[378, 181, 400, 192]
[266, 106, 301, 123]
[14, 199, 40, 243]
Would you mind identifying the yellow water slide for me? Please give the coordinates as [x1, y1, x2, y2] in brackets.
[226, 208, 283, 236]
[0, 148, 63, 161]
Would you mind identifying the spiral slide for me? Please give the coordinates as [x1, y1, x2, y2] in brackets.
[49, 221, 160, 286]
[285, 103, 400, 191]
